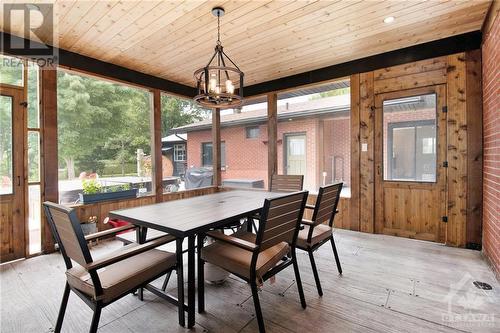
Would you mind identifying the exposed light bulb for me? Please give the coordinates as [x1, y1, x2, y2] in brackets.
[226, 79, 234, 94]
[209, 74, 217, 93]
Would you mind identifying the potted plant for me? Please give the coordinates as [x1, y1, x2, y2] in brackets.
[79, 179, 137, 204]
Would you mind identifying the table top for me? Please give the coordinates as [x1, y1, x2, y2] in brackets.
[109, 190, 287, 237]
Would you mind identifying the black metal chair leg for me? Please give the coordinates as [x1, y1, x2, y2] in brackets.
[197, 234, 205, 313]
[54, 282, 70, 333]
[330, 235, 342, 274]
[89, 305, 102, 333]
[250, 282, 266, 333]
[161, 271, 172, 291]
[138, 287, 144, 301]
[307, 249, 323, 296]
[291, 249, 307, 309]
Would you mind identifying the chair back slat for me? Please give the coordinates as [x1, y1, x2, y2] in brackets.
[257, 191, 308, 251]
[270, 174, 304, 192]
[43, 202, 92, 267]
[312, 183, 343, 226]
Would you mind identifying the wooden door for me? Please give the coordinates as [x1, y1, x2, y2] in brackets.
[375, 85, 447, 242]
[0, 86, 26, 262]
[284, 134, 306, 175]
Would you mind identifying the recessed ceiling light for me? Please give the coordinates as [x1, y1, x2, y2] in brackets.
[384, 16, 395, 24]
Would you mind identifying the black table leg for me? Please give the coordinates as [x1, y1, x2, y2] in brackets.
[197, 233, 205, 313]
[187, 235, 196, 328]
[136, 227, 147, 301]
[176, 238, 185, 327]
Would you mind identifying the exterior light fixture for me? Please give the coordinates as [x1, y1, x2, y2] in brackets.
[194, 7, 244, 109]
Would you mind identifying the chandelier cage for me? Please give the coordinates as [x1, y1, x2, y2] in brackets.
[194, 7, 244, 109]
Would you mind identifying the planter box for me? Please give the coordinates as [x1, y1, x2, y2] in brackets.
[79, 189, 137, 204]
[81, 222, 97, 236]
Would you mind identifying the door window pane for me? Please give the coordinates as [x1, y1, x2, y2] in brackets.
[0, 95, 13, 195]
[28, 131, 40, 183]
[27, 63, 40, 128]
[0, 55, 24, 86]
[383, 94, 437, 182]
[28, 184, 41, 255]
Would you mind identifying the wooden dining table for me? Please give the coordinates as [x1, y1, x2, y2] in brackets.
[109, 189, 286, 328]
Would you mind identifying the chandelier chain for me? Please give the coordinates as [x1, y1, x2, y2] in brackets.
[217, 15, 221, 45]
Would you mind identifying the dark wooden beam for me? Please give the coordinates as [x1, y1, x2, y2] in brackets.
[244, 31, 482, 96]
[40, 68, 58, 253]
[1, 32, 197, 97]
[212, 108, 221, 187]
[152, 89, 163, 203]
[267, 93, 277, 189]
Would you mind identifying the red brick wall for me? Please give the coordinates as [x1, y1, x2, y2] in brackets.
[482, 12, 500, 278]
[186, 116, 351, 191]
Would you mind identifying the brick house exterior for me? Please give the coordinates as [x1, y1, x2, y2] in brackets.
[482, 10, 499, 278]
[177, 96, 351, 191]
[185, 115, 351, 191]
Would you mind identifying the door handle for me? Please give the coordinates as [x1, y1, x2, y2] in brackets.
[17, 176, 21, 186]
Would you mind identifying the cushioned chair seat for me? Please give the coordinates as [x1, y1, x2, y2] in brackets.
[201, 231, 289, 282]
[296, 224, 332, 249]
[66, 244, 176, 303]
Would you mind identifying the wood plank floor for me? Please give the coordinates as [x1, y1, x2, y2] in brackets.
[1, 229, 499, 332]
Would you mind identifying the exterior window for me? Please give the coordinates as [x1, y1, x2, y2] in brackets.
[174, 144, 186, 161]
[277, 82, 351, 194]
[202, 142, 226, 167]
[57, 69, 154, 204]
[246, 126, 260, 138]
[383, 94, 437, 182]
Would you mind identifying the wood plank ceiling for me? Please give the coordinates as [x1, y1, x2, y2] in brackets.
[1, 0, 491, 87]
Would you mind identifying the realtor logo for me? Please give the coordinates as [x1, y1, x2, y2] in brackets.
[1, 3, 58, 67]
[441, 272, 495, 328]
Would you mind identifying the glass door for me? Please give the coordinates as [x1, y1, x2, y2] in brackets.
[0, 86, 26, 262]
[374, 85, 447, 243]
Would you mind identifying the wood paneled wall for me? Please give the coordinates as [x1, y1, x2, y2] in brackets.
[350, 51, 482, 247]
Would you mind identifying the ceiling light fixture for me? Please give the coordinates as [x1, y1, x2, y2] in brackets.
[383, 16, 395, 24]
[193, 7, 244, 109]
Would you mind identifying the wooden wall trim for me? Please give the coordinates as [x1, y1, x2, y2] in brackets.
[152, 89, 163, 203]
[40, 69, 58, 253]
[267, 93, 278, 188]
[359, 72, 375, 233]
[1, 32, 196, 97]
[349, 74, 360, 231]
[212, 108, 222, 187]
[446, 53, 468, 247]
[465, 49, 483, 249]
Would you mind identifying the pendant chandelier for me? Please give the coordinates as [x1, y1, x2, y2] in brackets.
[193, 7, 244, 109]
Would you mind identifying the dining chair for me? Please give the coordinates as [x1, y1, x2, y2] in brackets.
[245, 174, 304, 233]
[115, 227, 174, 293]
[43, 202, 178, 333]
[270, 174, 304, 192]
[296, 182, 343, 296]
[198, 191, 309, 333]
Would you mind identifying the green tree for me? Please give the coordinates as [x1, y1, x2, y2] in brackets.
[161, 95, 209, 136]
[57, 71, 113, 179]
